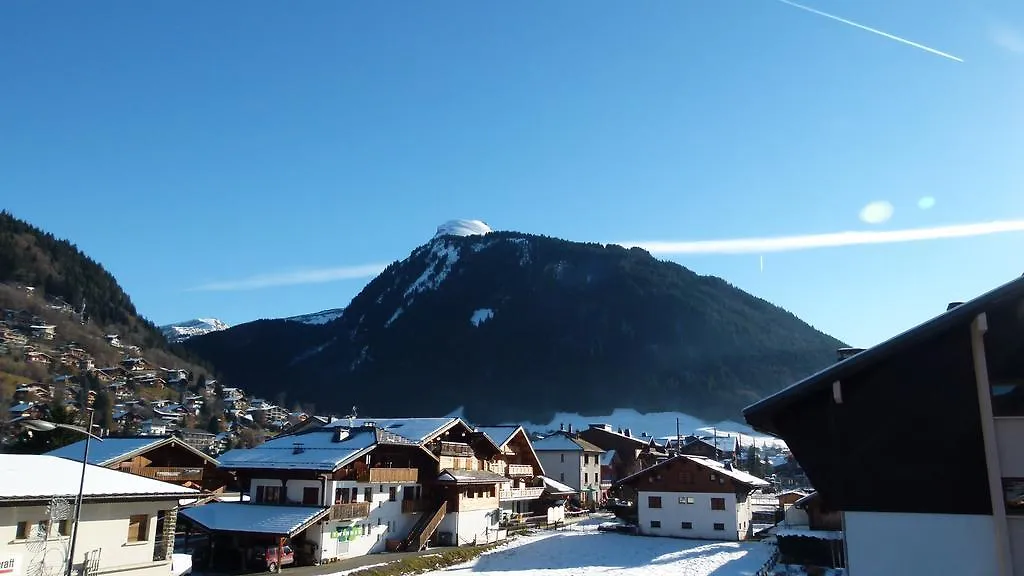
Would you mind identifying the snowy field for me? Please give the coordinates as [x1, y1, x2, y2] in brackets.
[420, 522, 775, 576]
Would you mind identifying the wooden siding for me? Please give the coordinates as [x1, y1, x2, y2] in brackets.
[620, 458, 745, 495]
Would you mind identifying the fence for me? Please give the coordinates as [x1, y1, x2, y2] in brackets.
[753, 544, 781, 576]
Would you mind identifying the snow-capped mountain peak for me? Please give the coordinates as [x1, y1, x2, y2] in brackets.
[161, 318, 230, 343]
[434, 219, 492, 238]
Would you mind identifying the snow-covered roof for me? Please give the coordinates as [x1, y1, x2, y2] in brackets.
[773, 526, 844, 541]
[217, 428, 378, 471]
[475, 426, 520, 448]
[180, 502, 329, 536]
[617, 455, 769, 489]
[47, 436, 170, 466]
[538, 475, 576, 494]
[0, 455, 196, 501]
[8, 402, 35, 413]
[532, 432, 604, 453]
[436, 469, 510, 484]
[600, 449, 617, 467]
[322, 417, 459, 445]
[434, 219, 492, 237]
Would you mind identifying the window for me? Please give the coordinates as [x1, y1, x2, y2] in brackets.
[302, 487, 319, 505]
[711, 498, 726, 511]
[335, 487, 344, 504]
[584, 473, 589, 484]
[679, 472, 694, 484]
[559, 473, 565, 482]
[256, 485, 281, 504]
[15, 521, 28, 540]
[648, 496, 662, 509]
[128, 515, 149, 543]
[681, 521, 693, 530]
[58, 520, 71, 537]
[678, 496, 694, 505]
[388, 487, 397, 502]
[713, 523, 725, 531]
[351, 487, 358, 502]
[560, 454, 565, 463]
[37, 520, 50, 537]
[364, 487, 373, 502]
[650, 520, 661, 528]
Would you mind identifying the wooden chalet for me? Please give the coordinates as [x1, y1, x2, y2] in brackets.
[46, 435, 230, 492]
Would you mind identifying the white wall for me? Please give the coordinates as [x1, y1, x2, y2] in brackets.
[637, 491, 742, 541]
[0, 500, 176, 576]
[316, 481, 420, 562]
[437, 510, 501, 546]
[844, 511, 998, 576]
[535, 451, 583, 490]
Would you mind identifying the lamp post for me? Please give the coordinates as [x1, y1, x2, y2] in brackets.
[21, 392, 102, 576]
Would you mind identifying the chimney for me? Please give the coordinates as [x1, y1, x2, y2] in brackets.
[618, 428, 623, 435]
[560, 423, 564, 431]
[292, 442, 304, 455]
[332, 428, 349, 443]
[641, 432, 648, 438]
[624, 428, 632, 437]
[567, 423, 573, 434]
[724, 461, 732, 471]
[947, 301, 963, 311]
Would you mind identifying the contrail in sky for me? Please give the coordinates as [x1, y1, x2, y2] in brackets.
[188, 263, 389, 291]
[620, 219, 1024, 255]
[774, 0, 964, 63]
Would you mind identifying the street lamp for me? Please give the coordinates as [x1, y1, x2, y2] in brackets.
[20, 394, 102, 576]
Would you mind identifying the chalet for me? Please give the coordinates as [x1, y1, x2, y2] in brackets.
[743, 276, 1024, 576]
[105, 334, 122, 347]
[28, 324, 56, 340]
[176, 428, 217, 452]
[614, 454, 769, 541]
[474, 425, 547, 516]
[24, 351, 53, 365]
[180, 417, 508, 570]
[46, 435, 230, 492]
[7, 401, 43, 420]
[531, 426, 604, 503]
[140, 419, 170, 436]
[678, 435, 739, 461]
[0, 455, 196, 576]
[579, 424, 669, 486]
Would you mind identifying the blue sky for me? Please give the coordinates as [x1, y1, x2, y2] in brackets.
[2, 0, 1024, 348]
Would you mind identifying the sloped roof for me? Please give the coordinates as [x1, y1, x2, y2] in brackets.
[47, 435, 219, 467]
[476, 426, 519, 447]
[538, 475, 576, 494]
[616, 455, 769, 489]
[0, 455, 196, 501]
[436, 469, 510, 484]
[322, 417, 460, 444]
[744, 274, 1024, 434]
[180, 502, 328, 536]
[217, 428, 377, 471]
[532, 431, 604, 453]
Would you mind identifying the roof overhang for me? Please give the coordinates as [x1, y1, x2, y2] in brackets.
[743, 275, 1024, 436]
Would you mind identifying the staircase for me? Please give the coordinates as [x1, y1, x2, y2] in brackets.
[400, 501, 447, 552]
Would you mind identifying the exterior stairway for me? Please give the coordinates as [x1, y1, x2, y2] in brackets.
[400, 501, 447, 552]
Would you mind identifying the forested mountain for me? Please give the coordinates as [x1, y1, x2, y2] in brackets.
[186, 229, 846, 423]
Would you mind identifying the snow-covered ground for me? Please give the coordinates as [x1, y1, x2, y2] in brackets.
[423, 522, 775, 576]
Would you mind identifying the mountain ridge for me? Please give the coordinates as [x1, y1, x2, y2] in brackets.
[185, 230, 846, 423]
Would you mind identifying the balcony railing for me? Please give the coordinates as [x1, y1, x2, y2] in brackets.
[436, 441, 475, 457]
[134, 467, 204, 482]
[499, 486, 545, 500]
[507, 464, 534, 477]
[401, 499, 432, 514]
[331, 502, 371, 520]
[357, 467, 419, 483]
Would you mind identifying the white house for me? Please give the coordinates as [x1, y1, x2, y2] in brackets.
[530, 428, 604, 502]
[615, 454, 768, 541]
[182, 417, 508, 570]
[0, 454, 195, 576]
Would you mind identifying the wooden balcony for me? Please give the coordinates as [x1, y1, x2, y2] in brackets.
[331, 502, 371, 520]
[499, 486, 545, 501]
[436, 441, 475, 457]
[134, 467, 204, 482]
[507, 464, 534, 477]
[357, 467, 419, 483]
[401, 499, 432, 514]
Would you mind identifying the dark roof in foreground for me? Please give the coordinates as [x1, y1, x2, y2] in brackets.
[743, 274, 1024, 435]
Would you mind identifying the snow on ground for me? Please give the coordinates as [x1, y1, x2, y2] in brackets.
[470, 308, 494, 326]
[171, 553, 192, 576]
[510, 408, 786, 448]
[427, 527, 774, 576]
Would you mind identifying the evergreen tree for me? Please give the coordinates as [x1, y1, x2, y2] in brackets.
[745, 445, 761, 477]
[206, 416, 221, 435]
